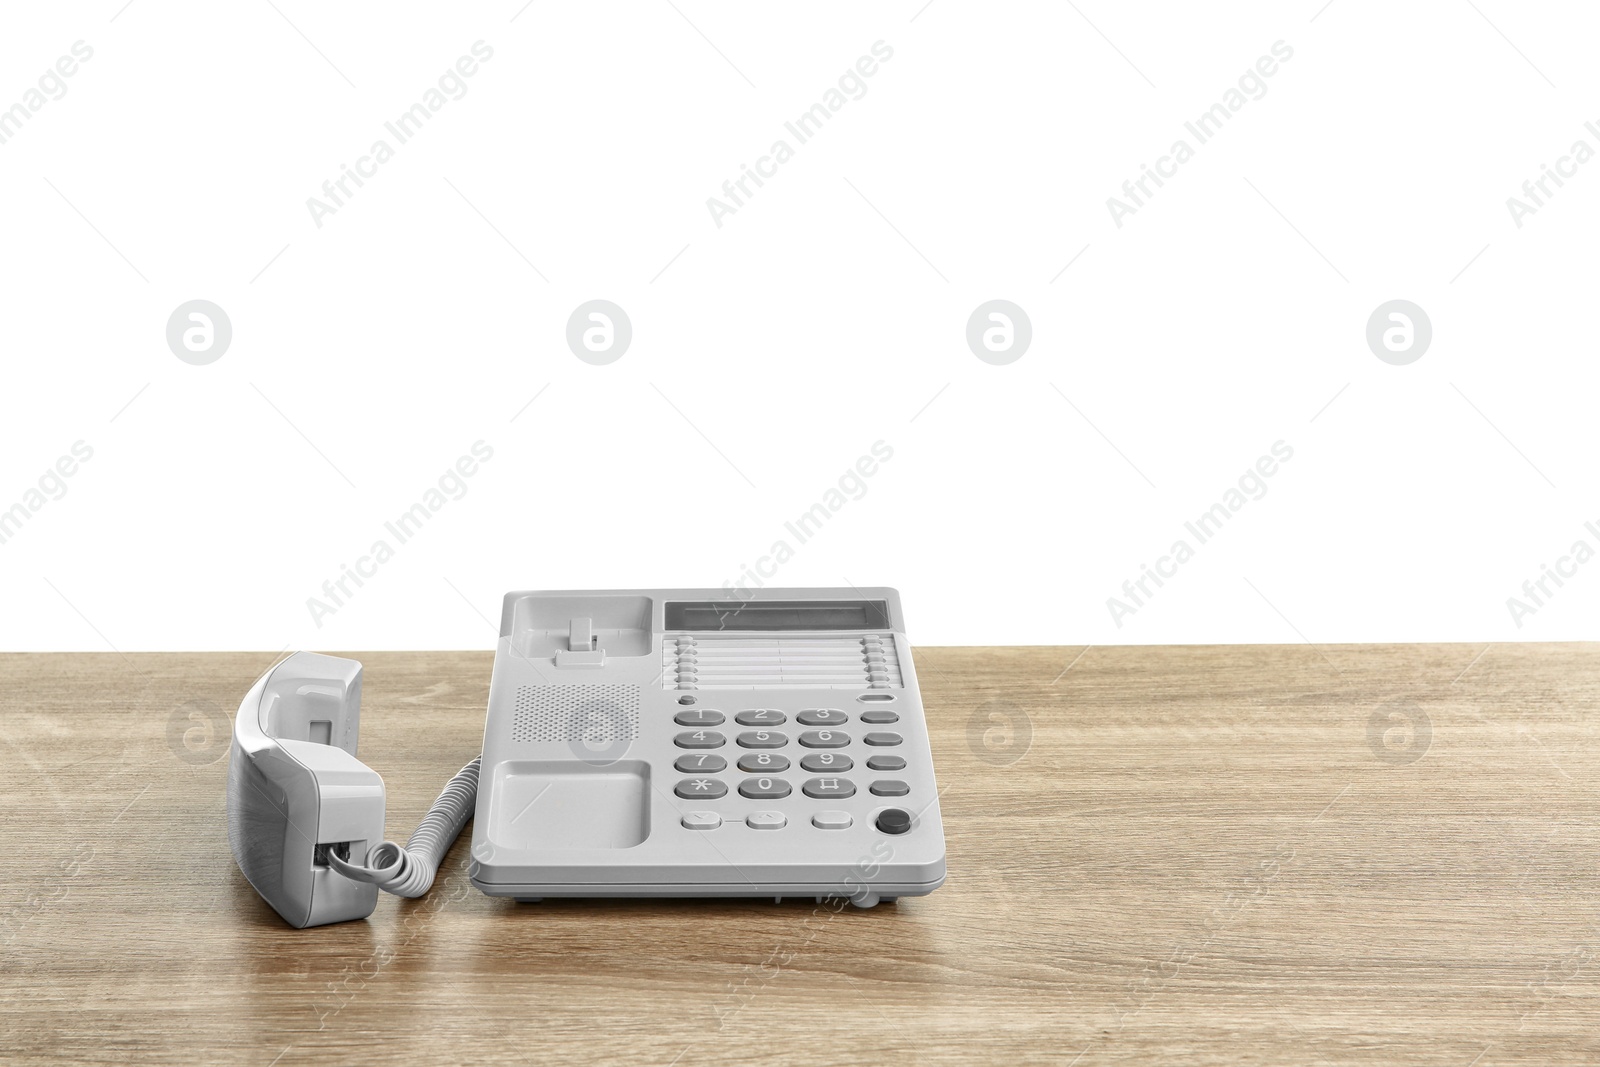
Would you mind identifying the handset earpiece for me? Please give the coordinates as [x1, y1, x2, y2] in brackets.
[227, 652, 385, 928]
[228, 652, 480, 929]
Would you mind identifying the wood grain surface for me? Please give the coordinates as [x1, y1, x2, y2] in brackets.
[1, 644, 1596, 1065]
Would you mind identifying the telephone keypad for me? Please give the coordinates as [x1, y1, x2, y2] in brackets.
[668, 700, 921, 834]
[674, 730, 725, 749]
[675, 753, 727, 773]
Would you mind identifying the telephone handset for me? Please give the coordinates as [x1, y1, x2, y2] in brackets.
[227, 651, 479, 927]
[228, 588, 947, 928]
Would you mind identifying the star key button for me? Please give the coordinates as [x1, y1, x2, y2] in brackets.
[674, 778, 728, 799]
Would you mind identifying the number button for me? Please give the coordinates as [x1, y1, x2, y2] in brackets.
[674, 709, 725, 726]
[674, 778, 728, 799]
[799, 730, 850, 749]
[738, 777, 792, 799]
[800, 753, 852, 773]
[865, 755, 905, 772]
[737, 730, 788, 749]
[863, 732, 903, 747]
[802, 777, 856, 799]
[869, 780, 909, 797]
[796, 709, 848, 726]
[859, 709, 899, 724]
[737, 752, 790, 773]
[734, 709, 786, 726]
[675, 753, 727, 773]
[674, 730, 725, 749]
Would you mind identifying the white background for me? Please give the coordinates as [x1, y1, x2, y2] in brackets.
[1, 1, 1596, 652]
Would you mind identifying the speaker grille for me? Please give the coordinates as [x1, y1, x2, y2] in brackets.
[510, 685, 641, 744]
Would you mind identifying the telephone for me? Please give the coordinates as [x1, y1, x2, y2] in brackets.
[228, 588, 947, 928]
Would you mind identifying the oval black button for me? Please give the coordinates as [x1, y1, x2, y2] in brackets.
[875, 808, 912, 835]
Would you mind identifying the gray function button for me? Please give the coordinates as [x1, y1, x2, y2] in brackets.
[674, 730, 725, 749]
[812, 811, 852, 830]
[796, 709, 849, 726]
[674, 709, 725, 726]
[802, 777, 856, 799]
[799, 730, 850, 749]
[737, 752, 790, 773]
[869, 780, 910, 797]
[738, 777, 792, 799]
[746, 812, 786, 830]
[675, 778, 728, 799]
[800, 753, 853, 773]
[863, 732, 903, 747]
[681, 811, 722, 830]
[865, 755, 905, 772]
[734, 709, 786, 726]
[675, 753, 727, 773]
[737, 730, 788, 749]
[859, 710, 899, 724]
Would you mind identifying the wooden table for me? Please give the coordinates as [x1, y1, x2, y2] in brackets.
[2, 645, 1596, 1065]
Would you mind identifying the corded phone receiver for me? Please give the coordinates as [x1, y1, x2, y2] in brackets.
[227, 651, 478, 928]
